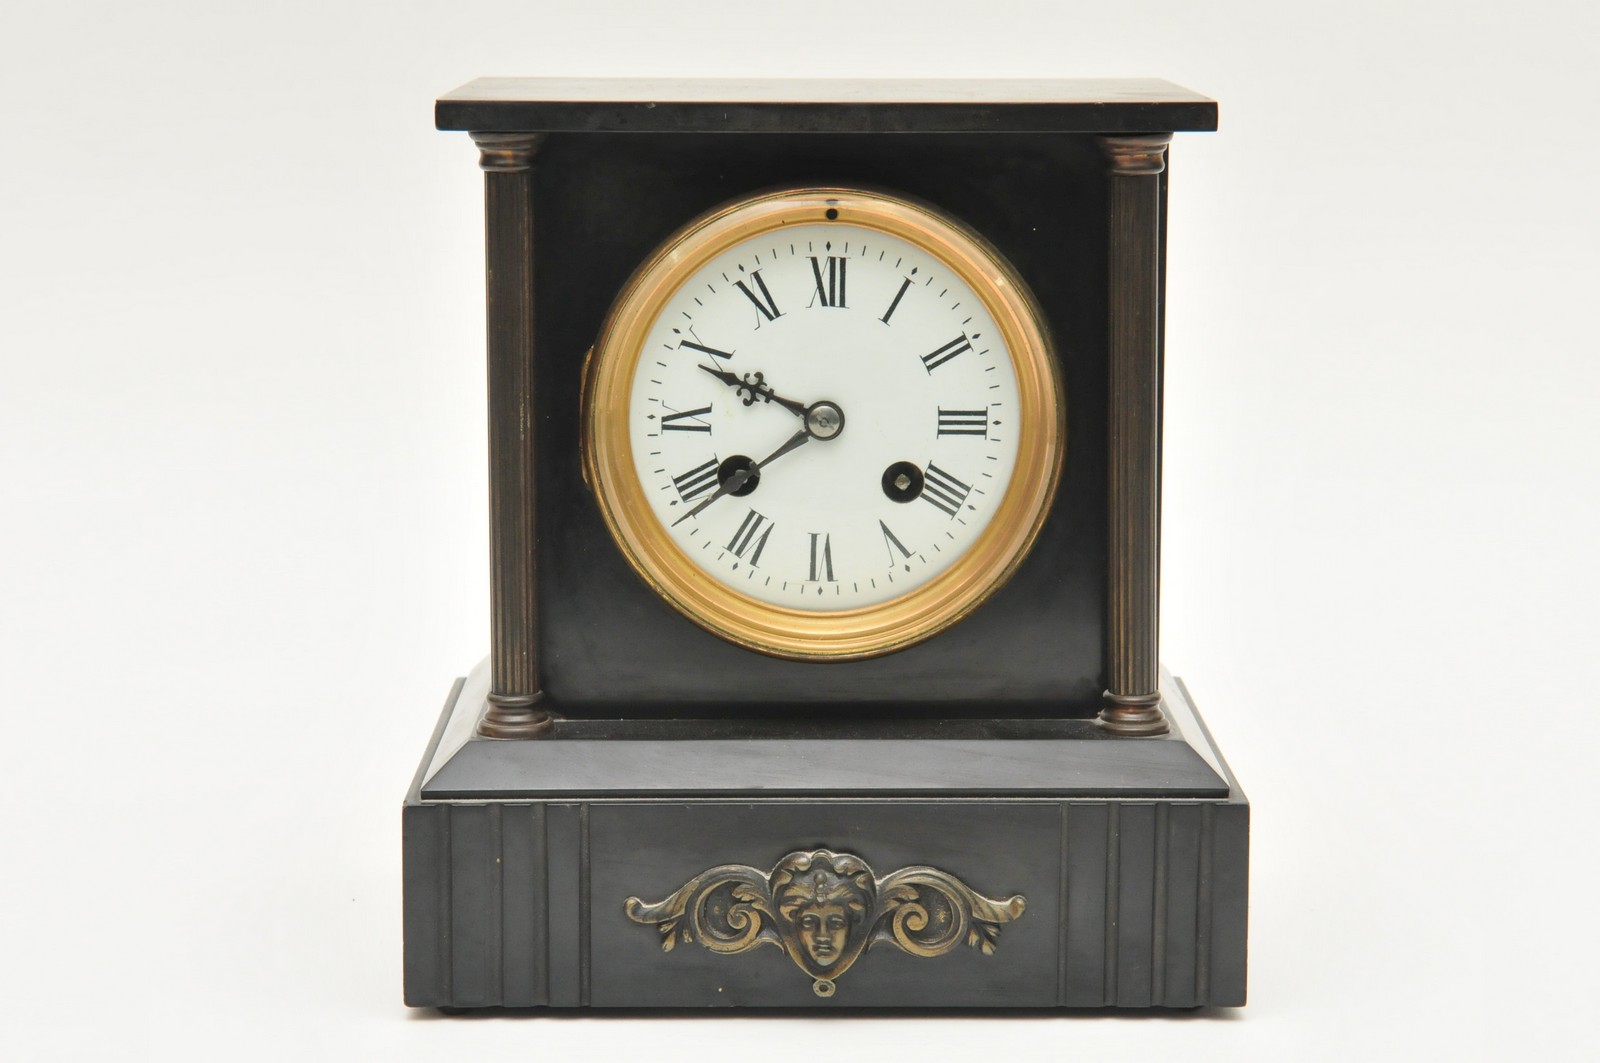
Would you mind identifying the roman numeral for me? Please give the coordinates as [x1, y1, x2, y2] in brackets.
[808, 256, 847, 308]
[921, 335, 972, 373]
[879, 520, 911, 565]
[671, 457, 720, 503]
[808, 532, 835, 581]
[727, 508, 773, 566]
[679, 339, 734, 361]
[660, 404, 713, 433]
[936, 407, 989, 437]
[922, 463, 972, 518]
[880, 277, 912, 324]
[734, 270, 782, 322]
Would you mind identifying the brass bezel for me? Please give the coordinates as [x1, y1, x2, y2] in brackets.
[583, 187, 1065, 660]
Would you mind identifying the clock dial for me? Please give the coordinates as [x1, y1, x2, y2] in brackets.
[585, 189, 1063, 659]
[630, 221, 1021, 610]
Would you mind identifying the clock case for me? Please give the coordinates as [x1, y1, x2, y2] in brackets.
[404, 79, 1247, 1010]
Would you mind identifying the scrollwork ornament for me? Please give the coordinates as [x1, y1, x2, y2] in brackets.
[624, 848, 1025, 996]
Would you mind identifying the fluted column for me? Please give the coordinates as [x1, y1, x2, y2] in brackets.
[472, 131, 552, 739]
[1098, 134, 1172, 737]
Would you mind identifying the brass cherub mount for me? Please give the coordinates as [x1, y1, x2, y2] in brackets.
[624, 848, 1026, 997]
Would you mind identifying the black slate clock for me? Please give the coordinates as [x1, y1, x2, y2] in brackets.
[403, 78, 1249, 1010]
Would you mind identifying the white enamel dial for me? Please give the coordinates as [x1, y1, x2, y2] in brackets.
[628, 221, 1021, 610]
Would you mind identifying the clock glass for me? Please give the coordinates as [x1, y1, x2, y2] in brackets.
[584, 188, 1063, 659]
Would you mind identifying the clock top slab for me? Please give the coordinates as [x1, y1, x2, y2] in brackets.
[436, 77, 1216, 134]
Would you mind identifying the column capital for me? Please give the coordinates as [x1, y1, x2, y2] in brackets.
[1099, 133, 1172, 176]
[470, 131, 547, 173]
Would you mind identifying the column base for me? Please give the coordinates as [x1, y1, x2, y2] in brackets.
[477, 692, 554, 739]
[1098, 691, 1170, 736]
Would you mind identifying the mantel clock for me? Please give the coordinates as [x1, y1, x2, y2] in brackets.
[404, 78, 1248, 1010]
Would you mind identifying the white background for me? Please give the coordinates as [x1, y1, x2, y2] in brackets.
[3, 2, 1596, 1060]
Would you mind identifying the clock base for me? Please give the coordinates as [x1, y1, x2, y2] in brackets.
[403, 666, 1247, 1009]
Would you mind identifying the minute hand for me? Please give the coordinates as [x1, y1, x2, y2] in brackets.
[671, 427, 812, 527]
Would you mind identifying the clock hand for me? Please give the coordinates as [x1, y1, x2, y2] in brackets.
[697, 364, 809, 417]
[672, 426, 812, 526]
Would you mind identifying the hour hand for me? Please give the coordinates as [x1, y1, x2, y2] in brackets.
[697, 363, 744, 391]
[697, 364, 808, 417]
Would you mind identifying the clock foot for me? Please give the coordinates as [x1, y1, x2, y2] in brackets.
[1098, 691, 1169, 736]
[478, 691, 554, 739]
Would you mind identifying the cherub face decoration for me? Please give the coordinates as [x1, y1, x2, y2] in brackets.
[625, 848, 1026, 997]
